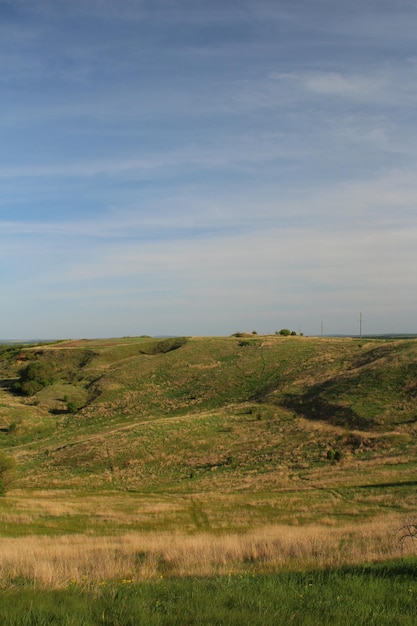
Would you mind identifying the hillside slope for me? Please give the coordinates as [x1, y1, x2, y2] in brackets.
[0, 336, 416, 514]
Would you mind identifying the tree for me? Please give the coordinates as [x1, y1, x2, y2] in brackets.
[14, 360, 55, 396]
[0, 452, 16, 495]
[277, 329, 291, 336]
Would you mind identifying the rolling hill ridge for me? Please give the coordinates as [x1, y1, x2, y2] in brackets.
[0, 335, 415, 515]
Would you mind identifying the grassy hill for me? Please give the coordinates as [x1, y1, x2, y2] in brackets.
[0, 334, 417, 585]
[1, 334, 416, 496]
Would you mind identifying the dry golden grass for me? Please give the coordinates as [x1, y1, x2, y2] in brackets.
[0, 516, 412, 589]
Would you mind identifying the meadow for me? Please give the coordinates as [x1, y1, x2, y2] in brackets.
[0, 334, 417, 623]
[1, 563, 417, 625]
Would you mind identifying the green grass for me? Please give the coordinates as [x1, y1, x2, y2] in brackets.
[0, 561, 417, 625]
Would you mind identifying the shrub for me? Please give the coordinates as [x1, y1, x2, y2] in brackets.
[66, 400, 80, 413]
[326, 448, 342, 462]
[278, 329, 291, 336]
[15, 360, 56, 396]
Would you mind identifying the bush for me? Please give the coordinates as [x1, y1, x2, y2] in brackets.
[15, 360, 56, 396]
[66, 400, 80, 414]
[277, 329, 291, 336]
[326, 448, 342, 462]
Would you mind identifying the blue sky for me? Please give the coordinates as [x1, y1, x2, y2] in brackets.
[1, 0, 417, 338]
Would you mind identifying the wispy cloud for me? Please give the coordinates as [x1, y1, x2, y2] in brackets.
[269, 61, 417, 105]
[3, 161, 417, 241]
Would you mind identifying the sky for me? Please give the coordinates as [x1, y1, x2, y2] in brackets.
[1, 0, 417, 338]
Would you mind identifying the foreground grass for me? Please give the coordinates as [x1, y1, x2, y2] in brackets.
[1, 561, 417, 625]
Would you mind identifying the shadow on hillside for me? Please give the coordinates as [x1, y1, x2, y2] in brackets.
[357, 480, 417, 489]
[281, 379, 374, 431]
[349, 343, 399, 369]
[0, 378, 18, 390]
[138, 337, 187, 355]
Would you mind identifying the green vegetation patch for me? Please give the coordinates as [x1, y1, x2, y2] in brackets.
[1, 562, 417, 625]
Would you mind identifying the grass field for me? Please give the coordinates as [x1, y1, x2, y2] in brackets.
[1, 562, 417, 625]
[0, 335, 416, 621]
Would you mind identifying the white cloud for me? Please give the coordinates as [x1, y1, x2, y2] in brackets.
[304, 72, 381, 97]
[269, 63, 417, 107]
